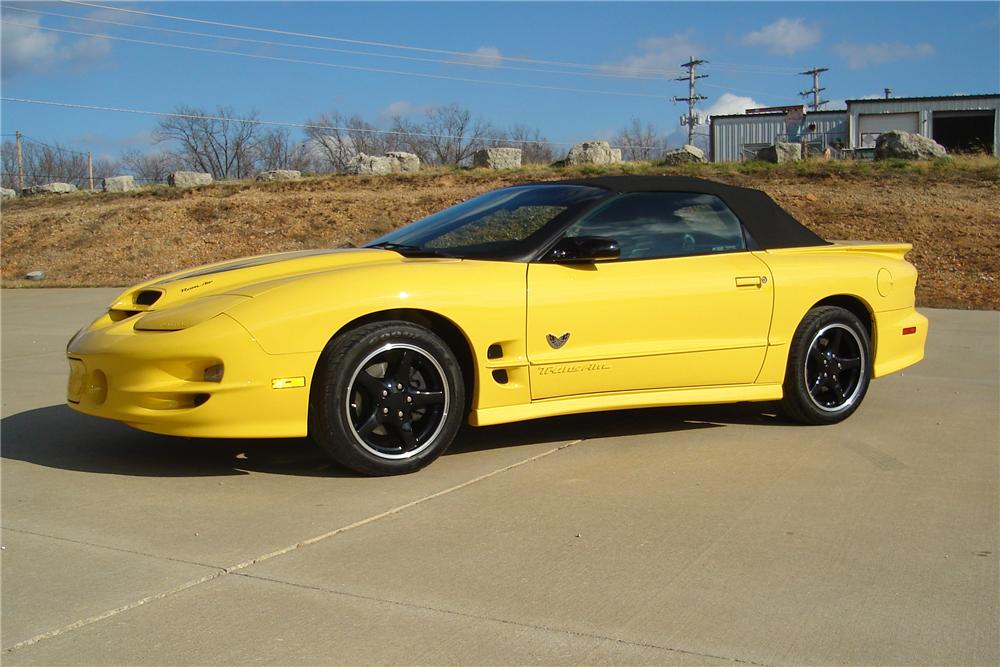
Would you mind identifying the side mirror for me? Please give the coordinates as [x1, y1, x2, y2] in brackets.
[546, 236, 620, 263]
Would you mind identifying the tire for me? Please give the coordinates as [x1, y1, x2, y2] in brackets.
[309, 320, 466, 476]
[780, 306, 872, 425]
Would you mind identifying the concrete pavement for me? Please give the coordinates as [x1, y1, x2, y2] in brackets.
[2, 289, 997, 665]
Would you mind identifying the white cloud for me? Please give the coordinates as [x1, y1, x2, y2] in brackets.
[834, 41, 935, 70]
[1, 15, 112, 79]
[742, 18, 822, 56]
[377, 100, 431, 124]
[463, 45, 503, 68]
[600, 32, 702, 77]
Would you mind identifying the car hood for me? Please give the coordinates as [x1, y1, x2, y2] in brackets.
[110, 248, 445, 314]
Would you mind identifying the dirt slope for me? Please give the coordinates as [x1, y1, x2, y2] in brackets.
[2, 160, 998, 308]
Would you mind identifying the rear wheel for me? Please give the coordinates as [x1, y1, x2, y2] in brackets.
[780, 306, 871, 425]
[310, 321, 465, 475]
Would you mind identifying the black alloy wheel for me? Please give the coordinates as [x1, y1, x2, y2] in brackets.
[310, 321, 465, 476]
[781, 306, 871, 425]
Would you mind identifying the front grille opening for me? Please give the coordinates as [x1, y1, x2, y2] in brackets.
[192, 393, 210, 407]
[134, 290, 163, 307]
[108, 309, 141, 322]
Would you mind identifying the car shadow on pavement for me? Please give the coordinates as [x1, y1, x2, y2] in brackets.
[0, 403, 785, 479]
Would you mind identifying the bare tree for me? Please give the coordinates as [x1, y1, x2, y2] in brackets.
[154, 105, 260, 179]
[614, 118, 665, 161]
[412, 104, 494, 166]
[502, 124, 556, 164]
[121, 148, 182, 184]
[254, 128, 317, 173]
[1, 138, 88, 189]
[305, 112, 400, 172]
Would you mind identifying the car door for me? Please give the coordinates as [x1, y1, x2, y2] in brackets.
[526, 191, 773, 400]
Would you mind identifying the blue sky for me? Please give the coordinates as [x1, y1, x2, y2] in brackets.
[2, 1, 998, 158]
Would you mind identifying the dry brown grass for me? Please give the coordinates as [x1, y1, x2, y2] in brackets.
[2, 159, 998, 309]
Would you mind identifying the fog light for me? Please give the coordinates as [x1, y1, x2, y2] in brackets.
[203, 363, 225, 383]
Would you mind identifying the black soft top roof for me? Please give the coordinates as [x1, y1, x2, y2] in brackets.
[542, 175, 828, 249]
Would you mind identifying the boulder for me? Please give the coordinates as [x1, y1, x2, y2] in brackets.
[566, 141, 623, 165]
[662, 144, 706, 165]
[756, 142, 802, 164]
[384, 152, 421, 173]
[473, 147, 523, 169]
[102, 175, 136, 193]
[345, 153, 394, 175]
[168, 171, 213, 188]
[24, 271, 45, 281]
[256, 169, 302, 182]
[0, 187, 16, 200]
[24, 182, 78, 195]
[875, 131, 948, 160]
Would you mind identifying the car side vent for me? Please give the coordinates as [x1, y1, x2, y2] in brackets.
[134, 290, 163, 307]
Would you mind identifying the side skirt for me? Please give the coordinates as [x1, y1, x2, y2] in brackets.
[469, 383, 784, 427]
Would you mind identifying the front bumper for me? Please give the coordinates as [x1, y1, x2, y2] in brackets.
[67, 313, 316, 438]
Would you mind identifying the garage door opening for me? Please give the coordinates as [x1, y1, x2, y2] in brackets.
[932, 110, 995, 154]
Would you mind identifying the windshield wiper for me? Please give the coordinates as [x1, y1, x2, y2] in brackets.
[366, 242, 453, 258]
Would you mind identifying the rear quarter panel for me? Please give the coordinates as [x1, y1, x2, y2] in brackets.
[754, 244, 923, 384]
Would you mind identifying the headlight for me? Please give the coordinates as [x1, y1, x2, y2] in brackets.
[134, 295, 251, 331]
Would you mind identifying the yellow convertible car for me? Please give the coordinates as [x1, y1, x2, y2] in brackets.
[67, 176, 927, 475]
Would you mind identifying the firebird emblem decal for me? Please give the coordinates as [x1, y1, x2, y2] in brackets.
[546, 332, 571, 349]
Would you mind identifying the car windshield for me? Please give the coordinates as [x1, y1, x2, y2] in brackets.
[366, 185, 607, 259]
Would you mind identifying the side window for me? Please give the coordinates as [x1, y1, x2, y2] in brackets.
[562, 192, 747, 260]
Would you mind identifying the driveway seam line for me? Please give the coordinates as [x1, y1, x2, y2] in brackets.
[3, 438, 583, 655]
[220, 439, 584, 574]
[0, 526, 222, 570]
[235, 571, 771, 666]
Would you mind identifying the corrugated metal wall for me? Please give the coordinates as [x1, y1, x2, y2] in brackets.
[848, 97, 1000, 155]
[711, 113, 848, 162]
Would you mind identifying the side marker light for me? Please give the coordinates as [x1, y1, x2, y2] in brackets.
[272, 376, 306, 389]
[902, 326, 917, 336]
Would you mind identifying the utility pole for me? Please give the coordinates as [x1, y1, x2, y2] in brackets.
[799, 67, 829, 112]
[673, 56, 708, 146]
[15, 130, 24, 192]
[87, 151, 94, 191]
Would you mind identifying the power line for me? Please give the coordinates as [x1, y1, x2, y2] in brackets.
[0, 97, 660, 151]
[0, 20, 671, 100]
[61, 0, 685, 77]
[2, 5, 671, 83]
[16, 134, 90, 156]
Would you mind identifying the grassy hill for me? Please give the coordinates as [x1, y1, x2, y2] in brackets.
[2, 157, 998, 309]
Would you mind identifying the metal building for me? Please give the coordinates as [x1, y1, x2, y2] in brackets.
[709, 93, 1000, 161]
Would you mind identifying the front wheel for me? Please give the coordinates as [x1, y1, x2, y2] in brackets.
[780, 306, 871, 425]
[310, 321, 466, 476]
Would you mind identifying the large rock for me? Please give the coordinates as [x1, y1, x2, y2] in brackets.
[662, 144, 706, 165]
[102, 175, 136, 193]
[875, 131, 948, 160]
[345, 153, 394, 175]
[168, 171, 213, 188]
[384, 152, 421, 173]
[256, 169, 301, 182]
[756, 142, 802, 164]
[473, 147, 522, 169]
[24, 182, 78, 195]
[1, 187, 16, 200]
[566, 141, 623, 165]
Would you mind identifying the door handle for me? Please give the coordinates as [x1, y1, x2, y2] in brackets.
[735, 276, 763, 288]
